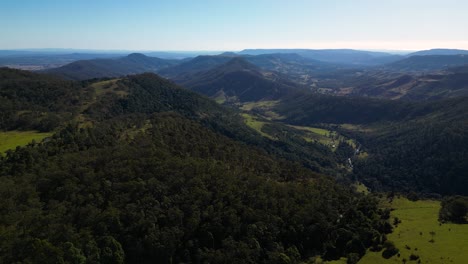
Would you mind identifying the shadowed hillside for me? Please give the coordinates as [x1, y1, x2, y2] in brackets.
[180, 57, 305, 102]
[46, 53, 178, 80]
[384, 54, 468, 72]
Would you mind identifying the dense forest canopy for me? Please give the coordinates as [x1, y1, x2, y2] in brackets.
[0, 68, 393, 263]
[269, 93, 468, 195]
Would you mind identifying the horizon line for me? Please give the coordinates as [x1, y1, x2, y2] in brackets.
[2, 47, 461, 52]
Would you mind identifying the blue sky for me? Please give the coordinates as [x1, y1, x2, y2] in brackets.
[1, 0, 468, 51]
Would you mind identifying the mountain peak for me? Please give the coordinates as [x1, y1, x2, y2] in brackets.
[219, 51, 239, 57]
[408, 49, 468, 56]
[126, 53, 148, 59]
[221, 57, 260, 72]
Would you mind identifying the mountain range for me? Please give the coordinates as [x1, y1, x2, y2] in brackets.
[2, 45, 468, 263]
[179, 57, 304, 102]
[45, 53, 178, 80]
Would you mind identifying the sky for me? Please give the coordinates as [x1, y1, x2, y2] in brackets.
[1, 0, 468, 51]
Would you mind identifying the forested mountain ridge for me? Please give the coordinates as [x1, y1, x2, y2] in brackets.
[333, 71, 468, 101]
[157, 55, 233, 79]
[383, 54, 468, 72]
[0, 67, 85, 131]
[238, 49, 402, 65]
[0, 67, 347, 174]
[0, 68, 392, 263]
[264, 93, 468, 196]
[179, 57, 305, 103]
[407, 48, 468, 56]
[45, 53, 178, 80]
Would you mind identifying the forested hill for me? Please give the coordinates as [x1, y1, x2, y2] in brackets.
[157, 55, 233, 78]
[0, 67, 84, 131]
[180, 57, 304, 102]
[273, 93, 423, 125]
[0, 68, 345, 174]
[384, 54, 468, 72]
[270, 93, 468, 195]
[45, 53, 178, 80]
[83, 73, 346, 175]
[0, 68, 391, 263]
[352, 96, 468, 195]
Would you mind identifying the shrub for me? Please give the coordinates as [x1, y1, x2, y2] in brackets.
[381, 241, 399, 259]
[409, 254, 420, 261]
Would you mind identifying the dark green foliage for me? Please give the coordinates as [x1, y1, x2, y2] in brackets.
[84, 73, 346, 174]
[180, 57, 303, 102]
[0, 113, 388, 263]
[0, 69, 391, 263]
[334, 141, 355, 163]
[273, 92, 468, 195]
[274, 93, 420, 125]
[439, 196, 468, 223]
[260, 123, 342, 174]
[381, 241, 399, 259]
[352, 99, 468, 195]
[409, 254, 420, 261]
[347, 253, 361, 264]
[0, 67, 83, 131]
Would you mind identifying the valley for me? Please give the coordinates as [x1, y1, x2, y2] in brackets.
[1, 47, 468, 264]
[3, 1, 468, 263]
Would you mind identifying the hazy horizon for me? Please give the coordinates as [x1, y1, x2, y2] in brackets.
[2, 0, 468, 51]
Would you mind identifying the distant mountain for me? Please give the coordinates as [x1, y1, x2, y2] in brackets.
[180, 57, 304, 102]
[45, 53, 179, 80]
[401, 68, 468, 100]
[143, 50, 221, 59]
[0, 53, 124, 70]
[407, 48, 468, 56]
[160, 53, 351, 87]
[244, 53, 333, 71]
[158, 55, 234, 78]
[238, 49, 402, 65]
[324, 66, 468, 101]
[384, 54, 468, 72]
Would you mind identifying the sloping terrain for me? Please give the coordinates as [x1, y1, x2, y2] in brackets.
[158, 55, 233, 79]
[0, 67, 85, 131]
[238, 49, 402, 65]
[333, 70, 468, 101]
[407, 48, 468, 56]
[0, 68, 391, 263]
[180, 58, 305, 102]
[46, 53, 178, 80]
[383, 55, 468, 72]
[267, 93, 468, 195]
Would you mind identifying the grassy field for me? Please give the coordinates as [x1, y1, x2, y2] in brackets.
[241, 113, 274, 140]
[287, 124, 358, 151]
[358, 197, 468, 264]
[240, 100, 279, 111]
[287, 124, 332, 145]
[289, 125, 331, 136]
[90, 79, 128, 98]
[0, 131, 52, 153]
[240, 101, 284, 120]
[354, 182, 370, 195]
